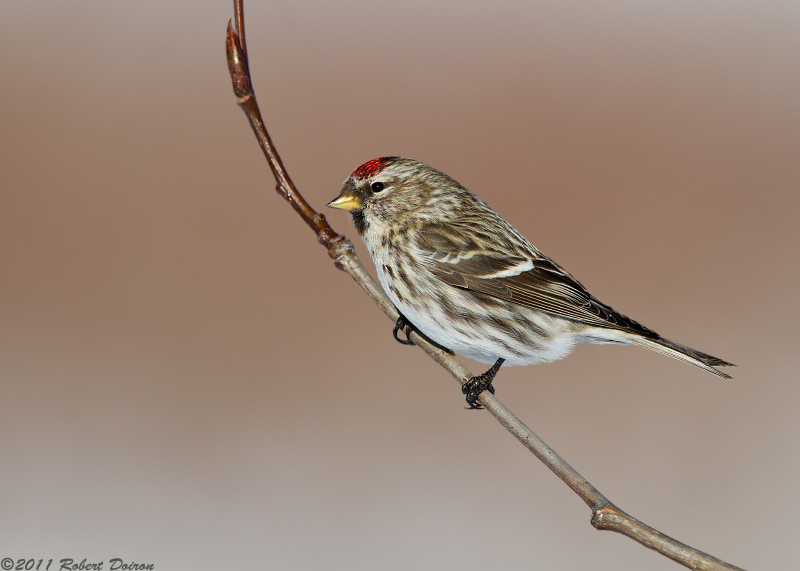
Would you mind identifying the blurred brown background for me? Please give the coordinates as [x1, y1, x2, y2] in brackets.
[1, 1, 798, 569]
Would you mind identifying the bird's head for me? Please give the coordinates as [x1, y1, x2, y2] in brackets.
[327, 157, 459, 235]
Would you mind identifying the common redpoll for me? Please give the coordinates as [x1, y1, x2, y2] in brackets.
[327, 157, 734, 407]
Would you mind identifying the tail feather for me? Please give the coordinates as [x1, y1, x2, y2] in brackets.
[627, 336, 735, 379]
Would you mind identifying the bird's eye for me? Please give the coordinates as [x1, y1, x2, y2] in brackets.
[371, 181, 385, 193]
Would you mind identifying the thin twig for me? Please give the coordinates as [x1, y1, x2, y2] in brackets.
[225, 3, 745, 569]
[233, 0, 246, 63]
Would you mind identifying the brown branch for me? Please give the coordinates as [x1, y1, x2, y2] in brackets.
[225, 15, 340, 252]
[225, 2, 745, 569]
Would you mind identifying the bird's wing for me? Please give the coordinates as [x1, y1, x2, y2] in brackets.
[417, 224, 656, 336]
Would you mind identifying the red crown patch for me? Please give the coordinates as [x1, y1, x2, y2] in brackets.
[352, 157, 391, 180]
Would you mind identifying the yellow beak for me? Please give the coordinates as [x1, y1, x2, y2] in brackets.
[326, 193, 363, 212]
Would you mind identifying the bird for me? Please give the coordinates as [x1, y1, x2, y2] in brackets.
[327, 157, 734, 408]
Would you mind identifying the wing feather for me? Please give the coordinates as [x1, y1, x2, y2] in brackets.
[418, 224, 656, 337]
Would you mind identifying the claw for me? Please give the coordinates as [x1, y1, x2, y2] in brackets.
[392, 314, 416, 346]
[462, 358, 504, 409]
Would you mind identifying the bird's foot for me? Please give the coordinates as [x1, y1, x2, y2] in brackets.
[392, 314, 416, 346]
[462, 358, 505, 409]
